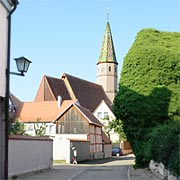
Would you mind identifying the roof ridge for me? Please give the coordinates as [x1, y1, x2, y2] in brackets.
[45, 75, 61, 80]
[74, 104, 103, 126]
[63, 73, 104, 87]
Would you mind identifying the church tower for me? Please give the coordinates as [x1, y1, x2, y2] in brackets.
[97, 16, 118, 103]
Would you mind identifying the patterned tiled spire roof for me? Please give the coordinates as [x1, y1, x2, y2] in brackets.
[97, 20, 117, 64]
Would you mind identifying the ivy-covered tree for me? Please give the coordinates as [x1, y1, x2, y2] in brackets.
[113, 28, 180, 167]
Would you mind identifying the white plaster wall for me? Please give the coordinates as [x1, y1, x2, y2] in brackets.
[52, 134, 89, 163]
[0, 3, 8, 97]
[70, 141, 90, 163]
[93, 101, 115, 121]
[24, 123, 56, 136]
[9, 136, 53, 178]
[52, 135, 69, 161]
[93, 102, 119, 143]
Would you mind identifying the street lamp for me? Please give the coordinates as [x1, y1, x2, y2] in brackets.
[4, 0, 32, 179]
[10, 56, 32, 76]
[5, 57, 31, 179]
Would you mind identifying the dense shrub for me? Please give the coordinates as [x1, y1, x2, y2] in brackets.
[9, 119, 26, 135]
[113, 28, 180, 169]
[145, 120, 180, 176]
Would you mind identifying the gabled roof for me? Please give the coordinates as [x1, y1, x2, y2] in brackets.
[75, 104, 103, 127]
[97, 21, 118, 65]
[16, 100, 76, 123]
[53, 103, 103, 127]
[102, 131, 112, 144]
[34, 73, 112, 112]
[35, 75, 71, 102]
[92, 99, 114, 115]
[10, 93, 22, 111]
[61, 73, 112, 112]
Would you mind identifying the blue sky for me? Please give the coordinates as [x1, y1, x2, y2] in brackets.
[10, 0, 180, 101]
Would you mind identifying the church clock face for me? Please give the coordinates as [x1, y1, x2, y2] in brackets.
[101, 67, 105, 72]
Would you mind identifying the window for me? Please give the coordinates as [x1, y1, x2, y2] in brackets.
[109, 66, 111, 72]
[104, 112, 109, 119]
[26, 124, 33, 131]
[97, 112, 102, 118]
[103, 121, 107, 126]
[49, 125, 55, 134]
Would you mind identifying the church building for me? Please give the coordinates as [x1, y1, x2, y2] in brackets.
[97, 17, 118, 103]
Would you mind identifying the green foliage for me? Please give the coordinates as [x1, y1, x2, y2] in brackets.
[145, 121, 180, 176]
[119, 29, 180, 120]
[9, 119, 26, 135]
[102, 117, 116, 140]
[109, 119, 127, 141]
[113, 28, 180, 171]
[34, 118, 47, 137]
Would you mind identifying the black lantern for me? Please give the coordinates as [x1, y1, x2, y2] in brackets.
[11, 56, 32, 76]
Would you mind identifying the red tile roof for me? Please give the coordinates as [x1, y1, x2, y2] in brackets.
[16, 100, 76, 123]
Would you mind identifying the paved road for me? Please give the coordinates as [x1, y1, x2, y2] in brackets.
[18, 154, 135, 180]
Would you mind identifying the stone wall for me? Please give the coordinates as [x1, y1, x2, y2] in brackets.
[149, 160, 178, 180]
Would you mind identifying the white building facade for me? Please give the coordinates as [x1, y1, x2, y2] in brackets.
[93, 100, 119, 143]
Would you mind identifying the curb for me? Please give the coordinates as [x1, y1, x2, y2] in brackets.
[127, 165, 131, 180]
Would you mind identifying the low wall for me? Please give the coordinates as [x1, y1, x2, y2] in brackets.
[9, 135, 53, 178]
[69, 139, 90, 163]
[52, 134, 90, 163]
[103, 144, 112, 158]
[121, 141, 132, 155]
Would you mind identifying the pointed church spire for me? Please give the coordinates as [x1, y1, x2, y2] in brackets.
[97, 12, 118, 65]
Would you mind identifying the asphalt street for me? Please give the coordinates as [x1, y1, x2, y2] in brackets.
[17, 154, 159, 180]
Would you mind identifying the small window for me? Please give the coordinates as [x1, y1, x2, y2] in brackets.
[26, 124, 33, 131]
[115, 67, 117, 72]
[103, 121, 107, 126]
[49, 125, 55, 134]
[104, 112, 109, 120]
[97, 112, 102, 118]
[109, 66, 111, 71]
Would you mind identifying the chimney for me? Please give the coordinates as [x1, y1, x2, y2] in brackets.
[58, 95, 62, 108]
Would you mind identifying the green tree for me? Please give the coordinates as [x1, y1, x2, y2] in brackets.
[145, 120, 180, 177]
[113, 28, 180, 168]
[109, 119, 126, 141]
[9, 119, 26, 135]
[34, 118, 47, 137]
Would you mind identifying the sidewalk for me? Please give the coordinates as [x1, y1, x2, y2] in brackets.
[129, 165, 160, 180]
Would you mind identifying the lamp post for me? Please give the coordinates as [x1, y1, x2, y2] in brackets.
[4, 57, 31, 179]
[4, 0, 32, 179]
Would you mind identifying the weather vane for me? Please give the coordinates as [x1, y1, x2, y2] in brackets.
[107, 7, 110, 22]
